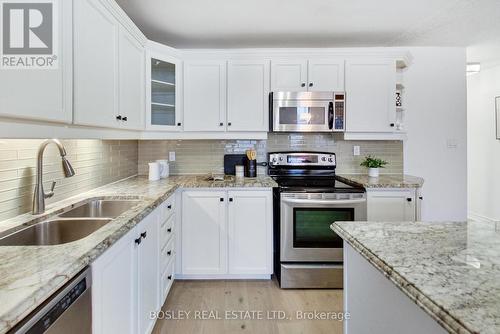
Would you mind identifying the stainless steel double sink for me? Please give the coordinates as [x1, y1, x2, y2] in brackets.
[0, 199, 141, 246]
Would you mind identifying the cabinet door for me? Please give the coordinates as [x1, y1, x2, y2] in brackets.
[181, 191, 227, 275]
[118, 27, 145, 130]
[271, 59, 308, 91]
[308, 59, 345, 91]
[227, 60, 270, 132]
[367, 189, 416, 221]
[0, 0, 72, 123]
[183, 61, 226, 131]
[227, 191, 273, 275]
[137, 211, 160, 334]
[345, 59, 396, 132]
[92, 229, 137, 334]
[74, 0, 118, 128]
[147, 52, 182, 130]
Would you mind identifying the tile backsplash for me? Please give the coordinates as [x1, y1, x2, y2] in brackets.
[138, 134, 403, 176]
[0, 140, 138, 221]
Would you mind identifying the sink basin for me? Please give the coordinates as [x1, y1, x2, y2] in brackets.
[0, 218, 112, 246]
[59, 199, 141, 218]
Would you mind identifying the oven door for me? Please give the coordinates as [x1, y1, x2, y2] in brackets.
[280, 192, 367, 262]
[273, 99, 332, 132]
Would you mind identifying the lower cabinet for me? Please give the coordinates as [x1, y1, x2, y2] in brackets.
[367, 188, 419, 221]
[92, 196, 176, 334]
[180, 189, 273, 278]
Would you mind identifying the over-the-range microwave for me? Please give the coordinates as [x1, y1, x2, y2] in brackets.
[269, 91, 345, 133]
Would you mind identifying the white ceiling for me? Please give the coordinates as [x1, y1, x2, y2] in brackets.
[116, 0, 500, 63]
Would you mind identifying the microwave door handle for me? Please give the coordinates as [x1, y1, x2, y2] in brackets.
[328, 102, 334, 130]
[282, 198, 366, 205]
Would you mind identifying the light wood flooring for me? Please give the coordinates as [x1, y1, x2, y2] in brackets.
[152, 279, 343, 334]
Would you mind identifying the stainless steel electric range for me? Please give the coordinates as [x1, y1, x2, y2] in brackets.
[268, 151, 367, 289]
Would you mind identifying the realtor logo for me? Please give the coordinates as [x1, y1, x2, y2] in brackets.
[1, 0, 58, 69]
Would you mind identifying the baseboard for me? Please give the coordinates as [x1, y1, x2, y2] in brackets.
[175, 274, 271, 280]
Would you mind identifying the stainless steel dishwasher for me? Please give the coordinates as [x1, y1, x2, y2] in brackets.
[10, 267, 92, 334]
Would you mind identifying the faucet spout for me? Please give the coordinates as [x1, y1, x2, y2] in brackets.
[32, 139, 75, 215]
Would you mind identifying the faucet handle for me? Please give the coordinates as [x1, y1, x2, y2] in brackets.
[45, 181, 56, 199]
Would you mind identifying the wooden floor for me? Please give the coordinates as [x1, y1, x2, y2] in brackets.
[152, 279, 343, 334]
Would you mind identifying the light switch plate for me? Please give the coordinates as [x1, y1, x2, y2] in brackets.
[353, 146, 360, 156]
[169, 151, 176, 161]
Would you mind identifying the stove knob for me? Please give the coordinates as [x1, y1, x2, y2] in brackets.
[279, 157, 283, 161]
[272, 158, 277, 163]
[328, 158, 333, 162]
[321, 157, 326, 162]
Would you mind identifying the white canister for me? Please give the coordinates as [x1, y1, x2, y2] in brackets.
[156, 159, 170, 178]
[368, 168, 380, 178]
[148, 162, 161, 181]
[235, 165, 245, 178]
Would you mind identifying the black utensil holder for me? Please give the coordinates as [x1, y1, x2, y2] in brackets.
[245, 160, 257, 178]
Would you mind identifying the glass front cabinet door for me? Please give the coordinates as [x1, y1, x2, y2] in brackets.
[146, 52, 182, 130]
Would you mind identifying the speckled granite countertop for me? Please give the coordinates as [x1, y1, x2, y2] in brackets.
[0, 175, 276, 333]
[331, 220, 500, 334]
[337, 174, 424, 188]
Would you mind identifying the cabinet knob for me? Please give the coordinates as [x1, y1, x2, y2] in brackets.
[167, 204, 172, 209]
[116, 115, 122, 121]
[220, 198, 224, 202]
[177, 122, 182, 126]
[390, 123, 395, 127]
[219, 122, 224, 126]
[227, 122, 232, 126]
[167, 250, 172, 256]
[167, 228, 172, 233]
[406, 198, 413, 202]
[122, 116, 128, 122]
[309, 83, 313, 87]
[134, 237, 142, 245]
[141, 231, 147, 239]
[419, 196, 424, 200]
[167, 275, 172, 280]
[229, 198, 234, 202]
[301, 83, 306, 87]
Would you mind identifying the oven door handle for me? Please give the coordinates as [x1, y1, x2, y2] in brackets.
[282, 198, 366, 205]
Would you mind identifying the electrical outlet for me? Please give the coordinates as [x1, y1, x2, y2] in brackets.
[169, 151, 176, 161]
[353, 146, 360, 156]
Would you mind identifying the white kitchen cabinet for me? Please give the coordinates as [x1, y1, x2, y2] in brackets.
[146, 49, 182, 131]
[271, 59, 308, 91]
[181, 191, 227, 274]
[92, 226, 137, 334]
[307, 59, 345, 91]
[367, 189, 418, 221]
[0, 0, 72, 124]
[73, 0, 119, 128]
[345, 59, 397, 133]
[183, 61, 226, 131]
[180, 189, 273, 278]
[118, 26, 145, 130]
[137, 212, 160, 334]
[227, 60, 270, 132]
[227, 191, 273, 275]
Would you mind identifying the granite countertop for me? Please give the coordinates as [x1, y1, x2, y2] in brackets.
[331, 220, 500, 334]
[337, 174, 424, 188]
[0, 175, 276, 334]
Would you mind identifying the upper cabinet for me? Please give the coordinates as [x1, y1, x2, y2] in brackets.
[345, 59, 397, 133]
[73, 0, 145, 130]
[0, 0, 72, 123]
[308, 59, 345, 91]
[271, 59, 308, 91]
[271, 58, 345, 92]
[227, 60, 270, 132]
[183, 61, 226, 132]
[146, 49, 182, 131]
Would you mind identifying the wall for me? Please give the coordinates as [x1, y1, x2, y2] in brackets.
[138, 134, 403, 175]
[467, 63, 500, 222]
[0, 140, 138, 221]
[403, 47, 468, 221]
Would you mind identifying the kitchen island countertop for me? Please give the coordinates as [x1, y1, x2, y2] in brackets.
[337, 174, 424, 188]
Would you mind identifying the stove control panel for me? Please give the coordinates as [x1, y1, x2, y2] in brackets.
[269, 152, 336, 167]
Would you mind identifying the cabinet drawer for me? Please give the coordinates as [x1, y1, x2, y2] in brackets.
[161, 257, 175, 303]
[161, 196, 175, 221]
[160, 214, 174, 248]
[160, 237, 175, 273]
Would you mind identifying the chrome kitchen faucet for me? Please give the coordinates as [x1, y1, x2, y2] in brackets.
[32, 139, 75, 215]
